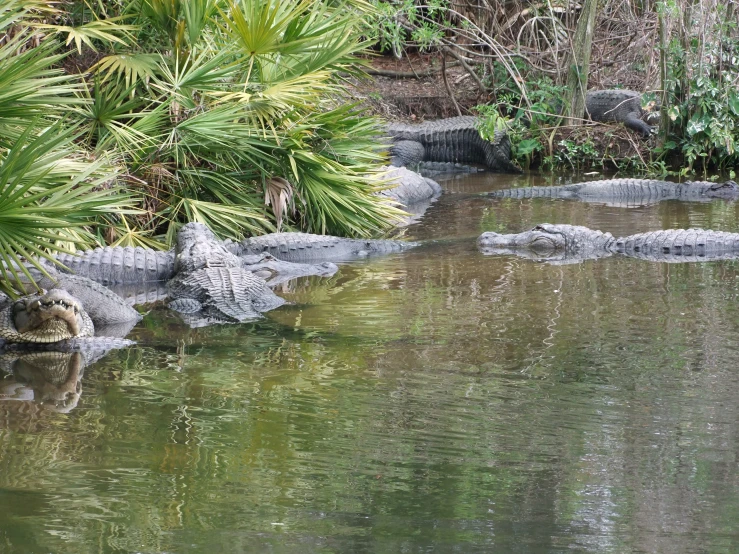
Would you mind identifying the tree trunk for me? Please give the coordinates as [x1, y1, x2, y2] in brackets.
[564, 0, 599, 124]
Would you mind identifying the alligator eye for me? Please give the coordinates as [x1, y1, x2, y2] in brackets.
[533, 225, 546, 231]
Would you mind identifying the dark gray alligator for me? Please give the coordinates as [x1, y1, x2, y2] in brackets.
[386, 116, 521, 173]
[231, 232, 418, 263]
[585, 90, 659, 137]
[478, 223, 739, 264]
[489, 179, 739, 207]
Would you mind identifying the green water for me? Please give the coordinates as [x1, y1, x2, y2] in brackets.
[2, 173, 739, 553]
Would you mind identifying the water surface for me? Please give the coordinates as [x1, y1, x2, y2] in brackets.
[1, 172, 738, 553]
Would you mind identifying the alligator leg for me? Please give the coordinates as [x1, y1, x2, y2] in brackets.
[390, 140, 425, 166]
[623, 111, 655, 137]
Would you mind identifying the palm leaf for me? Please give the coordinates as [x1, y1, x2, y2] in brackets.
[35, 17, 138, 54]
[90, 53, 161, 88]
[0, 122, 140, 296]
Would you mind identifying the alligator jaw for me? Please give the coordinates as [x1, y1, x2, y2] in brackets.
[11, 290, 85, 341]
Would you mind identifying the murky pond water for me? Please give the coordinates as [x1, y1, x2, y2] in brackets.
[2, 172, 739, 553]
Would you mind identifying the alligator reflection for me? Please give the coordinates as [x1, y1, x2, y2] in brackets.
[0, 346, 121, 414]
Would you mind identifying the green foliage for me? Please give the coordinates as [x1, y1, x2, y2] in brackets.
[0, 122, 138, 297]
[659, 2, 739, 172]
[551, 138, 600, 170]
[364, 0, 450, 56]
[12, 0, 402, 247]
[476, 78, 566, 169]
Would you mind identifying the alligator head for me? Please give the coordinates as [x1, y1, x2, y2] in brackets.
[7, 290, 92, 343]
[705, 180, 739, 199]
[477, 223, 615, 264]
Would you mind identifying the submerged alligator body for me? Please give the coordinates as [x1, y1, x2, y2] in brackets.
[489, 179, 739, 207]
[478, 223, 739, 264]
[232, 232, 418, 263]
[386, 116, 520, 173]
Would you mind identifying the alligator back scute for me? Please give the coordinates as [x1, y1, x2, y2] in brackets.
[167, 267, 285, 322]
[55, 246, 175, 284]
[614, 229, 739, 257]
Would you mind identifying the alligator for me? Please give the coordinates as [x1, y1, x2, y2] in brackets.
[489, 179, 739, 207]
[53, 231, 412, 284]
[386, 116, 521, 173]
[0, 289, 94, 344]
[55, 246, 175, 285]
[379, 165, 442, 208]
[9, 224, 418, 328]
[7, 264, 142, 328]
[230, 232, 419, 263]
[585, 90, 659, 137]
[0, 289, 136, 360]
[478, 223, 739, 264]
[166, 223, 286, 323]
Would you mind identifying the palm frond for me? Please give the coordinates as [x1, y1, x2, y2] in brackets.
[0, 122, 140, 296]
[34, 17, 138, 54]
[90, 53, 161, 88]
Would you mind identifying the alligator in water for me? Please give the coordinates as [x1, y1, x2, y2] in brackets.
[0, 289, 135, 354]
[478, 223, 739, 264]
[386, 116, 521, 173]
[165, 223, 286, 323]
[585, 90, 659, 137]
[8, 224, 419, 329]
[378, 165, 442, 208]
[54, 232, 413, 281]
[230, 232, 418, 263]
[489, 179, 739, 207]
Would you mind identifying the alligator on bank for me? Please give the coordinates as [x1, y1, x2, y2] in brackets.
[585, 90, 659, 137]
[386, 116, 521, 173]
[489, 179, 739, 207]
[478, 223, 739, 264]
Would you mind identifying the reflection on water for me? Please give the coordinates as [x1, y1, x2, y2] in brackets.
[1, 172, 739, 553]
